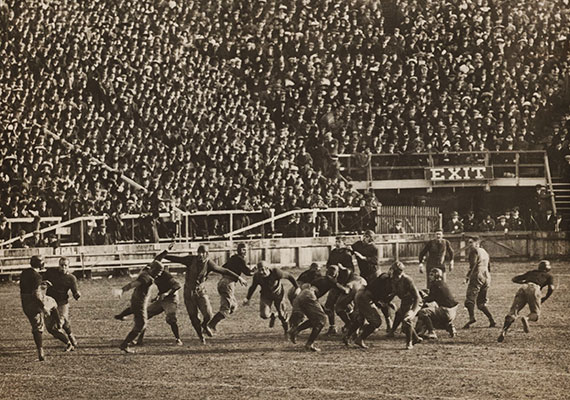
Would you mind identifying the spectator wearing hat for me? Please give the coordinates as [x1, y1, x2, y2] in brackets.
[541, 209, 557, 231]
[13, 229, 29, 249]
[463, 211, 478, 232]
[478, 215, 496, 233]
[495, 215, 509, 233]
[390, 219, 406, 234]
[508, 207, 526, 231]
[0, 216, 11, 243]
[445, 211, 464, 234]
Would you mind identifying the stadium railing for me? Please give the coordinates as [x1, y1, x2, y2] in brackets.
[1, 231, 568, 278]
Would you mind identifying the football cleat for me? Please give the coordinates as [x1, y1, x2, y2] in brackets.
[305, 343, 321, 352]
[119, 344, 135, 354]
[175, 339, 183, 346]
[521, 317, 530, 333]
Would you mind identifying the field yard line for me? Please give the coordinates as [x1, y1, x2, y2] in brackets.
[279, 360, 570, 378]
[0, 372, 476, 400]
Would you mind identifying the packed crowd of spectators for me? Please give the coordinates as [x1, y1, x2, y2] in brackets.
[1, 0, 569, 243]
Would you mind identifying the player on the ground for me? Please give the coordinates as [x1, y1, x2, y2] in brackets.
[115, 265, 183, 346]
[156, 245, 247, 344]
[386, 261, 423, 350]
[498, 260, 555, 342]
[351, 230, 380, 283]
[20, 256, 73, 361]
[416, 268, 458, 339]
[244, 261, 298, 334]
[117, 260, 164, 353]
[418, 228, 454, 287]
[208, 243, 253, 332]
[43, 257, 81, 348]
[288, 265, 350, 352]
[463, 236, 496, 329]
[343, 272, 395, 348]
[324, 236, 356, 334]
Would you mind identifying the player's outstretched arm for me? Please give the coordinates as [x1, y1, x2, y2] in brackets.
[541, 284, 555, 303]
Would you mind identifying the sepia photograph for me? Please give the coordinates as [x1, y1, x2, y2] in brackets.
[1, 0, 569, 398]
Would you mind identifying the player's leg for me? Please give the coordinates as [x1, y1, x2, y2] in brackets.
[526, 284, 542, 322]
[463, 283, 479, 328]
[209, 278, 234, 332]
[417, 308, 437, 339]
[355, 298, 382, 349]
[184, 290, 205, 343]
[379, 302, 395, 332]
[499, 287, 527, 341]
[196, 289, 214, 337]
[476, 283, 495, 327]
[25, 305, 45, 361]
[115, 306, 133, 321]
[273, 287, 289, 333]
[323, 289, 340, 335]
[303, 295, 327, 352]
[288, 294, 305, 339]
[45, 312, 72, 349]
[58, 303, 77, 347]
[120, 302, 147, 353]
[387, 306, 404, 336]
[162, 295, 182, 344]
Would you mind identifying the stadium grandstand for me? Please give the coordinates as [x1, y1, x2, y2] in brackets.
[1, 0, 569, 252]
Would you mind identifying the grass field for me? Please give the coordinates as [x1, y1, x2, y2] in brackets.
[1, 259, 569, 400]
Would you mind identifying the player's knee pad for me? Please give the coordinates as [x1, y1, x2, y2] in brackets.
[166, 314, 177, 325]
[260, 309, 271, 319]
[476, 301, 487, 310]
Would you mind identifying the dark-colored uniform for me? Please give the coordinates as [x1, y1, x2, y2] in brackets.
[247, 268, 298, 325]
[20, 268, 45, 336]
[161, 254, 240, 341]
[121, 271, 155, 348]
[289, 276, 348, 338]
[148, 271, 181, 326]
[390, 273, 422, 346]
[417, 280, 459, 334]
[346, 273, 396, 341]
[324, 248, 357, 329]
[287, 267, 323, 305]
[506, 269, 554, 323]
[419, 238, 454, 287]
[217, 254, 252, 317]
[351, 240, 380, 283]
[44, 268, 80, 339]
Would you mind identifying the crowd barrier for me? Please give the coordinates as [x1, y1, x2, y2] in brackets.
[0, 232, 568, 279]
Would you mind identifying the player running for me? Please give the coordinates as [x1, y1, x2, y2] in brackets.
[498, 260, 555, 342]
[115, 265, 183, 346]
[287, 262, 323, 305]
[117, 260, 165, 353]
[208, 243, 253, 332]
[244, 261, 298, 334]
[156, 245, 246, 344]
[20, 256, 73, 361]
[43, 257, 81, 348]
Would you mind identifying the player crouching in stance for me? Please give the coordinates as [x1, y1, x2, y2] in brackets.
[386, 261, 423, 350]
[117, 260, 164, 353]
[288, 265, 350, 352]
[244, 261, 298, 334]
[44, 257, 81, 348]
[416, 268, 459, 340]
[498, 260, 555, 342]
[21, 256, 75, 361]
